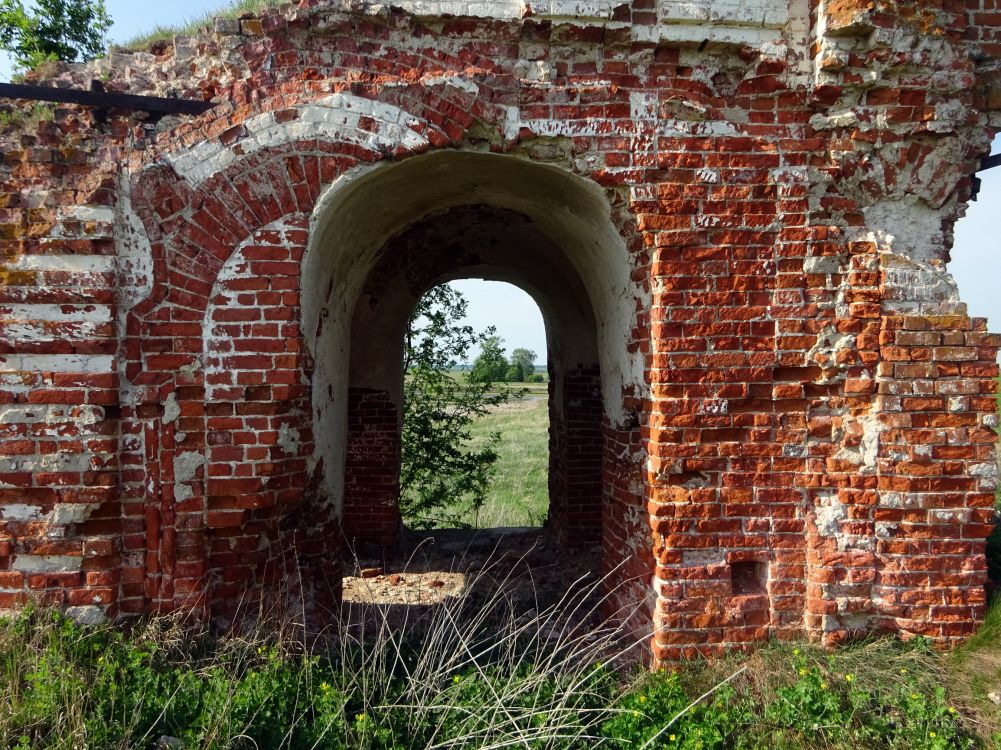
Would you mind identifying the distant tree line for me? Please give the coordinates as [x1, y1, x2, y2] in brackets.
[469, 337, 543, 383]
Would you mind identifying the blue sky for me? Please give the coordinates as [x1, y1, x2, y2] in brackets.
[2, 1, 999, 362]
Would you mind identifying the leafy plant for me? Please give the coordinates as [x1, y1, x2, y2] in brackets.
[400, 285, 520, 530]
[0, 0, 112, 72]
[469, 334, 509, 384]
[509, 348, 537, 382]
[0, 560, 635, 750]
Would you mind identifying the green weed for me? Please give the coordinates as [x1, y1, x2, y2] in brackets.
[114, 0, 285, 52]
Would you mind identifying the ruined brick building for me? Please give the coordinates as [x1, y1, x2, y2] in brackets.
[0, 0, 998, 662]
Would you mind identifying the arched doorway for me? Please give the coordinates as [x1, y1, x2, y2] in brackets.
[299, 149, 645, 590]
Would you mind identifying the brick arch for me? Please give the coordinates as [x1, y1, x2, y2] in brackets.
[122, 81, 652, 623]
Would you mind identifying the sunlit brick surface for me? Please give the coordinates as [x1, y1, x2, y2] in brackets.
[0, 0, 998, 660]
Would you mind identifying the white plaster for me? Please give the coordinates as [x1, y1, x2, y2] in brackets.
[802, 255, 843, 275]
[0, 304, 112, 323]
[858, 411, 884, 470]
[48, 504, 100, 525]
[167, 94, 431, 188]
[174, 452, 203, 484]
[163, 392, 181, 424]
[630, 91, 659, 121]
[929, 509, 969, 523]
[61, 205, 115, 224]
[0, 404, 103, 425]
[1, 322, 106, 348]
[12, 555, 81, 573]
[277, 424, 302, 456]
[633, 22, 784, 46]
[682, 549, 725, 566]
[375, 0, 621, 18]
[173, 451, 204, 503]
[419, 75, 480, 96]
[659, 119, 739, 138]
[514, 59, 556, 83]
[115, 171, 155, 338]
[971, 462, 999, 478]
[0, 453, 103, 474]
[0, 354, 114, 374]
[875, 521, 899, 538]
[535, 0, 619, 17]
[657, 0, 789, 27]
[371, 1, 521, 17]
[64, 605, 107, 625]
[4, 255, 116, 273]
[862, 197, 945, 263]
[0, 504, 43, 521]
[814, 494, 845, 537]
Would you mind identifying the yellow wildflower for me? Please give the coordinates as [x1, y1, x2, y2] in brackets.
[929, 732, 937, 738]
[799, 668, 807, 676]
[669, 735, 677, 742]
[453, 675, 461, 684]
[639, 695, 647, 703]
[356, 713, 367, 723]
[844, 674, 854, 683]
[320, 681, 331, 692]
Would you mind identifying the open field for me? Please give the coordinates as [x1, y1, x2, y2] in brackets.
[446, 395, 549, 529]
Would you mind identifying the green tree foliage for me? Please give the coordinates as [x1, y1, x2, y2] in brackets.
[504, 361, 525, 382]
[508, 344, 540, 380]
[510, 348, 536, 380]
[0, 0, 111, 72]
[469, 335, 509, 383]
[400, 285, 514, 529]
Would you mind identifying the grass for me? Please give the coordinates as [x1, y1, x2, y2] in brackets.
[2, 590, 999, 749]
[454, 395, 550, 529]
[0, 102, 54, 133]
[948, 598, 1001, 741]
[114, 0, 286, 52]
[0, 567, 638, 750]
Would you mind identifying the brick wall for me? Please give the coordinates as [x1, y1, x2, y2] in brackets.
[0, 0, 995, 659]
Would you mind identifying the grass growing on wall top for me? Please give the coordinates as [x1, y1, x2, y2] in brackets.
[115, 0, 286, 51]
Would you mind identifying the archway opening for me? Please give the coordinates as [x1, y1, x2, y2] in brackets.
[297, 151, 645, 612]
[399, 279, 551, 532]
[341, 202, 605, 555]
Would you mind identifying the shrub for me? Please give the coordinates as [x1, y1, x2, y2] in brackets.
[2, 587, 996, 749]
[600, 641, 975, 750]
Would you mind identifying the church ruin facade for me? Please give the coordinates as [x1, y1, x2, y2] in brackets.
[0, 0, 999, 661]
